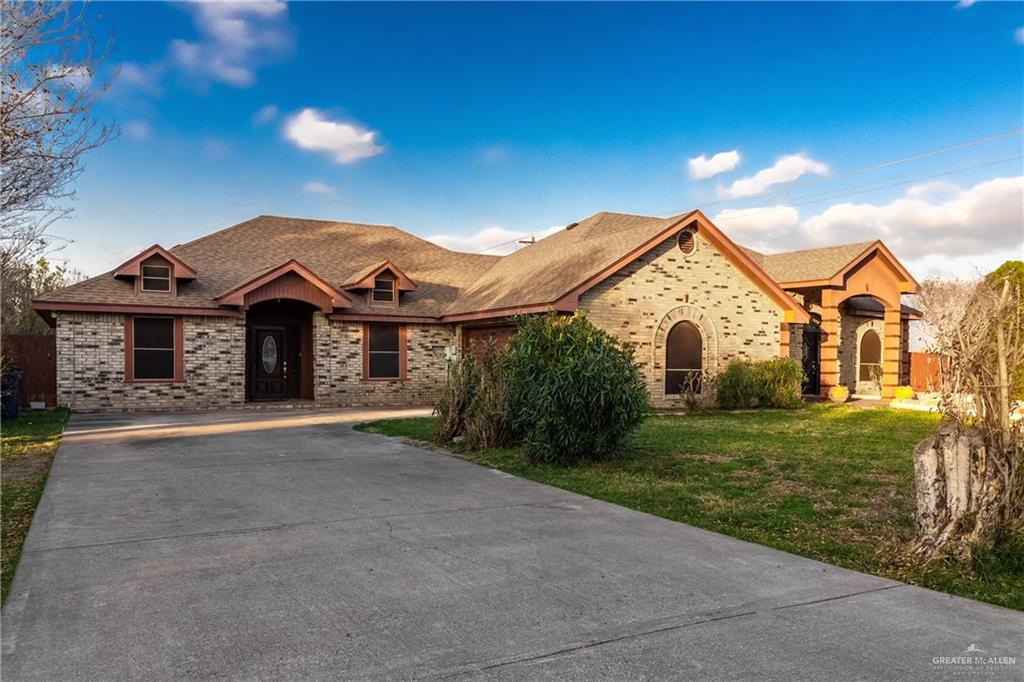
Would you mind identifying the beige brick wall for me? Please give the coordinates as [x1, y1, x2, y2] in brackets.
[312, 314, 453, 406]
[55, 312, 245, 411]
[579, 233, 783, 407]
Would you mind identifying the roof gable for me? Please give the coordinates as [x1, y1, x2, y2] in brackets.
[215, 259, 352, 312]
[341, 260, 418, 292]
[444, 210, 810, 324]
[113, 245, 197, 279]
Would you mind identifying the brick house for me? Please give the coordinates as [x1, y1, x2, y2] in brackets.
[34, 210, 919, 411]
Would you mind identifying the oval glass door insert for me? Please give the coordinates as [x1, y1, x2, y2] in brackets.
[261, 335, 278, 374]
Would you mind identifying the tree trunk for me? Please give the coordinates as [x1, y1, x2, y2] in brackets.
[913, 424, 998, 557]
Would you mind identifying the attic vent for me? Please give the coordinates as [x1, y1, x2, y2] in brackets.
[565, 222, 579, 230]
[677, 228, 696, 255]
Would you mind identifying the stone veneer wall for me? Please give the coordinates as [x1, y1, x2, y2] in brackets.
[312, 314, 454, 406]
[55, 312, 245, 411]
[579, 233, 783, 407]
[838, 312, 884, 395]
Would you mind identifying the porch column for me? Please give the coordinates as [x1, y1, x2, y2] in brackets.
[819, 289, 840, 396]
[881, 306, 902, 398]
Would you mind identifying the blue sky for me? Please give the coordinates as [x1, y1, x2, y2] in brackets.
[60, 1, 1024, 277]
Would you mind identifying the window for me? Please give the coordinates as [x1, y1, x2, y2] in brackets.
[141, 264, 171, 292]
[371, 274, 396, 305]
[677, 228, 696, 255]
[665, 321, 702, 394]
[365, 323, 403, 379]
[859, 329, 882, 383]
[132, 317, 176, 380]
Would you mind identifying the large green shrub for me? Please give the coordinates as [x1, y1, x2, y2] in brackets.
[504, 313, 649, 464]
[715, 358, 804, 409]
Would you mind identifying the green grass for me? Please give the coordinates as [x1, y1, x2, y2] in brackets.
[358, 404, 1023, 611]
[2, 408, 69, 604]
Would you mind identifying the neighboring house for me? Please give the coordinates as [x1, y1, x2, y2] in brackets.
[34, 210, 919, 411]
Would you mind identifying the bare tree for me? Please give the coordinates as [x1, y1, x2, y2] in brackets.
[1, 0, 115, 264]
[912, 272, 1023, 558]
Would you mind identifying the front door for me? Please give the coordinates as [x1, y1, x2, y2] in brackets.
[801, 326, 821, 395]
[249, 326, 296, 400]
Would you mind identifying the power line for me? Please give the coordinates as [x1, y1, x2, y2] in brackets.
[657, 127, 1023, 217]
[468, 129, 1024, 253]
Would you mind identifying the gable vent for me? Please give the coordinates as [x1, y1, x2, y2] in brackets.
[677, 228, 696, 255]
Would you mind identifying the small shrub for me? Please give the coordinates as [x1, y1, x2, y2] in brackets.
[505, 313, 649, 465]
[754, 358, 805, 409]
[462, 341, 513, 450]
[715, 358, 804, 409]
[715, 360, 761, 409]
[434, 353, 480, 444]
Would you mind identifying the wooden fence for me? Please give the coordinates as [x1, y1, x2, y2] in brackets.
[2, 334, 57, 406]
[909, 351, 942, 393]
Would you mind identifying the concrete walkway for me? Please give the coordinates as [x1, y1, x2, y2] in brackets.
[2, 409, 1021, 681]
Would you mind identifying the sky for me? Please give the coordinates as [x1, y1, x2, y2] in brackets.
[52, 1, 1024, 279]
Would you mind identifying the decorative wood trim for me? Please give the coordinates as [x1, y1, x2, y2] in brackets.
[216, 259, 352, 310]
[34, 301, 241, 317]
[113, 245, 197, 279]
[342, 260, 418, 292]
[441, 302, 575, 324]
[329, 313, 439, 324]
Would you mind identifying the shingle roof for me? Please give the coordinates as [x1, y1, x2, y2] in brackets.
[36, 216, 499, 318]
[443, 211, 691, 316]
[35, 212, 888, 321]
[744, 241, 876, 284]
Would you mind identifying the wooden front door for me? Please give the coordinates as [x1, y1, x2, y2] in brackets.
[249, 326, 297, 400]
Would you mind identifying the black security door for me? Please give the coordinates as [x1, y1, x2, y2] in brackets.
[249, 326, 296, 400]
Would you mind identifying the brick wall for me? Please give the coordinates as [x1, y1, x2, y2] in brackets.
[312, 314, 453, 406]
[579, 233, 783, 407]
[55, 312, 245, 411]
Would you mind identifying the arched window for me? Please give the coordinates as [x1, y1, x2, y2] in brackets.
[665, 321, 702, 394]
[859, 329, 882, 383]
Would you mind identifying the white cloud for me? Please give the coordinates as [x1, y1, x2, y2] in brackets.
[1016, 26, 1024, 45]
[801, 176, 1023, 258]
[283, 108, 384, 164]
[712, 204, 798, 249]
[252, 104, 279, 125]
[710, 176, 1024, 276]
[956, 0, 976, 8]
[170, 1, 292, 87]
[123, 120, 151, 140]
[478, 145, 509, 163]
[426, 225, 562, 254]
[719, 153, 829, 198]
[687, 150, 740, 180]
[302, 181, 337, 197]
[116, 62, 164, 96]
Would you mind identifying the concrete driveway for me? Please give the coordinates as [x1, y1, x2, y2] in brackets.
[2, 409, 1021, 681]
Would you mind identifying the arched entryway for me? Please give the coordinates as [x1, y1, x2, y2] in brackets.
[858, 329, 882, 392]
[245, 300, 315, 401]
[665, 321, 703, 395]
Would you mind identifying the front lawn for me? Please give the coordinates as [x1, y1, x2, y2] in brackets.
[358, 404, 1023, 611]
[1, 408, 70, 603]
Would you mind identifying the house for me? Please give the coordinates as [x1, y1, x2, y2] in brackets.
[33, 210, 920, 411]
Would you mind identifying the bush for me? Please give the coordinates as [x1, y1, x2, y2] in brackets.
[433, 352, 479, 444]
[504, 313, 649, 464]
[715, 358, 804, 410]
[462, 341, 513, 450]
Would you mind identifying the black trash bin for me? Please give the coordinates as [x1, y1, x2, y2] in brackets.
[1, 367, 23, 420]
